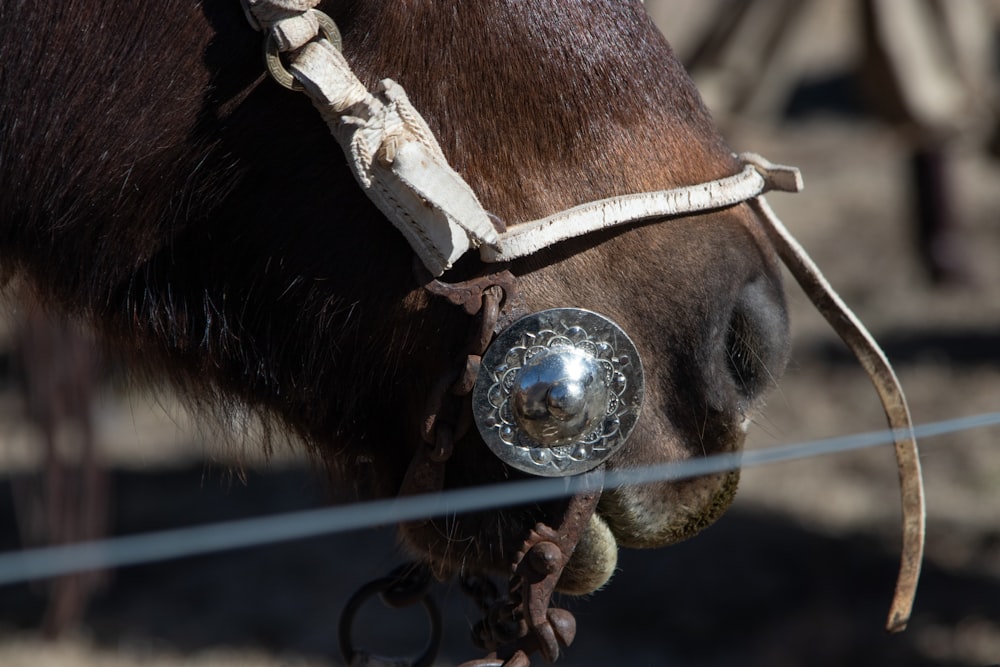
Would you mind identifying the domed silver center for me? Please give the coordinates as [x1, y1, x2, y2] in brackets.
[511, 348, 609, 446]
[472, 308, 644, 477]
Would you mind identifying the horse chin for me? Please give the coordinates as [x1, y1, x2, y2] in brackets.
[512, 466, 745, 596]
[557, 432, 745, 595]
[598, 423, 747, 551]
[598, 468, 743, 550]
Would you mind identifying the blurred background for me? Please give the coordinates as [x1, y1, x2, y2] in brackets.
[1, 1, 999, 665]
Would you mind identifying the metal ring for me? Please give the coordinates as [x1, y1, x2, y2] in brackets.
[339, 573, 442, 667]
[264, 11, 343, 91]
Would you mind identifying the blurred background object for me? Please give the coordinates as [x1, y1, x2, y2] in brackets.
[653, 0, 1000, 284]
[7, 284, 108, 638]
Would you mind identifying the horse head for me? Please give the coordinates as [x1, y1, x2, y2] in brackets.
[0, 0, 922, 658]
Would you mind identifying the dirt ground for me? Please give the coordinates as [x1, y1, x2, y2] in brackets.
[0, 3, 998, 666]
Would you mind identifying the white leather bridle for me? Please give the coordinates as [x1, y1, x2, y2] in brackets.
[241, 0, 803, 276]
[239, 0, 924, 635]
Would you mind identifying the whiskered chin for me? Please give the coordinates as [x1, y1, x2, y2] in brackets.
[555, 414, 749, 593]
[556, 467, 743, 595]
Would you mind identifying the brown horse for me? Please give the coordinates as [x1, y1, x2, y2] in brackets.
[0, 0, 920, 662]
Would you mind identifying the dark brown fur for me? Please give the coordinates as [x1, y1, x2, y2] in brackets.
[0, 0, 790, 590]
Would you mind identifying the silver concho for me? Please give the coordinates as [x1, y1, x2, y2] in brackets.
[472, 308, 644, 477]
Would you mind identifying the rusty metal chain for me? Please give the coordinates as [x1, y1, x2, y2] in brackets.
[401, 269, 517, 499]
[342, 269, 516, 666]
[355, 267, 605, 667]
[458, 468, 604, 667]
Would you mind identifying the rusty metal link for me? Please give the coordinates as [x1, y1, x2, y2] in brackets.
[406, 271, 516, 501]
[469, 285, 503, 359]
[459, 573, 500, 613]
[459, 467, 605, 666]
[399, 422, 451, 498]
[460, 573, 529, 655]
[471, 598, 524, 652]
[451, 354, 482, 398]
[423, 270, 517, 317]
[402, 285, 501, 498]
[339, 562, 441, 667]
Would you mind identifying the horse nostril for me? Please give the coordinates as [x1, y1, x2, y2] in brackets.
[724, 275, 790, 401]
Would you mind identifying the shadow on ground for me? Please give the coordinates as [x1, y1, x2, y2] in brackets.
[0, 465, 997, 666]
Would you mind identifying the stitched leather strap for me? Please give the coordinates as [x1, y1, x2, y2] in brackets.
[240, 4, 802, 276]
[481, 153, 803, 262]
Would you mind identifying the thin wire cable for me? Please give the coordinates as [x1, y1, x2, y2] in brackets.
[0, 411, 997, 587]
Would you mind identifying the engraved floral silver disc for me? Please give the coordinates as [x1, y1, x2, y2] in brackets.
[472, 308, 644, 477]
